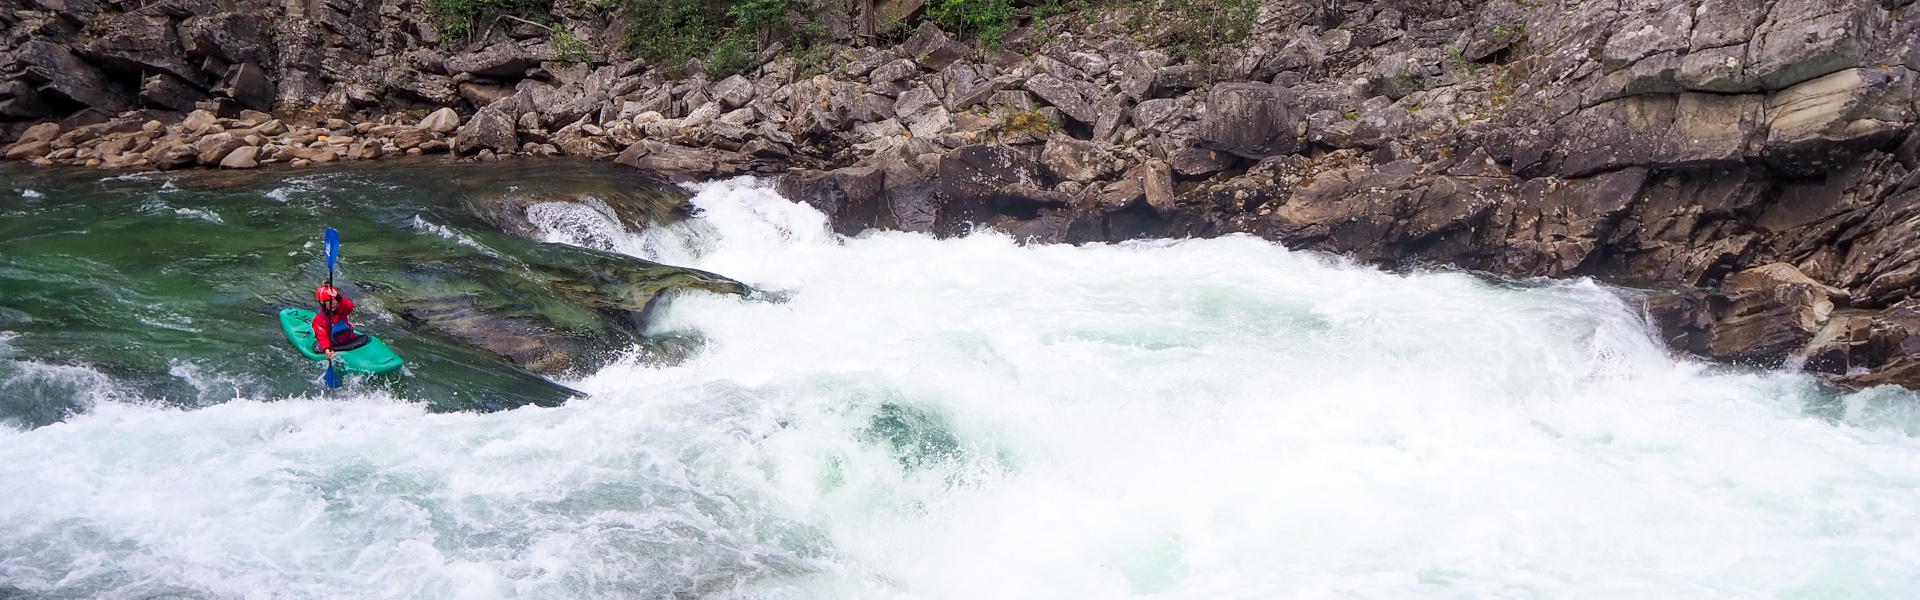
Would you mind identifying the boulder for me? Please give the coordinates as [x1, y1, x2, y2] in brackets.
[1763, 68, 1913, 172]
[1041, 136, 1117, 182]
[778, 166, 887, 234]
[216, 63, 276, 112]
[180, 12, 274, 68]
[181, 109, 220, 134]
[614, 140, 743, 180]
[460, 82, 517, 107]
[393, 128, 435, 149]
[193, 132, 249, 164]
[79, 15, 207, 87]
[1167, 147, 1236, 177]
[15, 123, 62, 146]
[711, 75, 756, 109]
[1023, 73, 1105, 124]
[1133, 99, 1182, 134]
[446, 44, 539, 78]
[551, 120, 616, 157]
[1552, 93, 1766, 177]
[870, 60, 920, 84]
[1142, 159, 1176, 214]
[933, 144, 1047, 235]
[901, 23, 970, 69]
[455, 107, 520, 155]
[0, 81, 52, 119]
[941, 62, 1000, 111]
[139, 74, 209, 112]
[1199, 83, 1303, 159]
[1747, 0, 1877, 90]
[419, 107, 462, 133]
[219, 145, 261, 168]
[10, 41, 134, 115]
[4, 141, 52, 161]
[1708, 263, 1842, 365]
[152, 143, 199, 169]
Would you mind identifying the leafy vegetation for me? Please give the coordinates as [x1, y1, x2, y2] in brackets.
[1163, 0, 1259, 61]
[552, 28, 590, 62]
[726, 0, 791, 44]
[926, 0, 1018, 45]
[427, 0, 549, 38]
[621, 0, 721, 71]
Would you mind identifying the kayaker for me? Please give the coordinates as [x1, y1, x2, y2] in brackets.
[311, 285, 369, 357]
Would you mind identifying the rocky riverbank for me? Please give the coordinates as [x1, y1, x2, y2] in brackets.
[7, 0, 1920, 389]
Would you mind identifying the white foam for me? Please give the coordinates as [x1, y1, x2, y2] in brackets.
[20, 189, 42, 198]
[411, 215, 502, 256]
[5, 178, 1919, 599]
[173, 207, 225, 224]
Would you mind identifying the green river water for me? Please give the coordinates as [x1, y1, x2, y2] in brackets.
[0, 159, 719, 428]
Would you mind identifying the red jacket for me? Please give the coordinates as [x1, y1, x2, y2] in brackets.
[311, 296, 357, 351]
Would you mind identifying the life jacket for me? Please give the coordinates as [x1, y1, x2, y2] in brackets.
[312, 296, 368, 351]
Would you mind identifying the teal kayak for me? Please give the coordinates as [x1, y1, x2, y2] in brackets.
[278, 307, 405, 375]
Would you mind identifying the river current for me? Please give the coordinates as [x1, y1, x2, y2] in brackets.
[3, 165, 1919, 599]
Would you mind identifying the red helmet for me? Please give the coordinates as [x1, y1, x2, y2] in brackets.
[315, 286, 340, 301]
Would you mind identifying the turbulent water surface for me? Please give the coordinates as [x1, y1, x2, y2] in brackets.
[4, 164, 1920, 599]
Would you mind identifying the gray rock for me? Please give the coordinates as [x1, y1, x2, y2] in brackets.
[779, 166, 887, 234]
[870, 60, 920, 84]
[1132, 99, 1182, 135]
[419, 107, 462, 133]
[11, 41, 134, 115]
[934, 144, 1046, 234]
[1167, 147, 1235, 177]
[942, 62, 1000, 110]
[219, 145, 260, 168]
[1143, 159, 1176, 214]
[1023, 73, 1104, 124]
[1091, 95, 1128, 143]
[152, 143, 199, 170]
[901, 23, 954, 62]
[447, 44, 539, 78]
[1041, 136, 1117, 182]
[1154, 64, 1209, 90]
[180, 12, 274, 68]
[455, 107, 520, 155]
[139, 74, 209, 112]
[1552, 93, 1766, 177]
[193, 132, 248, 165]
[1199, 83, 1303, 159]
[843, 50, 896, 78]
[1709, 263, 1838, 365]
[79, 14, 208, 87]
[1600, 5, 1693, 73]
[1748, 0, 1877, 90]
[711, 74, 756, 109]
[216, 62, 275, 112]
[1762, 67, 1913, 172]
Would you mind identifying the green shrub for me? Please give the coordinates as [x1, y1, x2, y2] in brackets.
[552, 28, 590, 62]
[925, 0, 1017, 45]
[705, 34, 758, 78]
[427, 0, 550, 38]
[621, 0, 720, 71]
[1166, 0, 1258, 61]
[727, 0, 790, 43]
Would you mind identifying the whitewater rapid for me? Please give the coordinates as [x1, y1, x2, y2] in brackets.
[5, 178, 1920, 599]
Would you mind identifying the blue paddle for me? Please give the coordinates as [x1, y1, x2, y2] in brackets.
[323, 228, 341, 388]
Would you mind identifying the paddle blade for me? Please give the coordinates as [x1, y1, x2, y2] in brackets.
[324, 361, 341, 388]
[324, 228, 340, 269]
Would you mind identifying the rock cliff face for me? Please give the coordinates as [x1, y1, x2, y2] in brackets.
[6, 0, 1920, 389]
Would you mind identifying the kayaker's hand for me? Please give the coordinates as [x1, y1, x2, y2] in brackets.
[325, 350, 336, 359]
